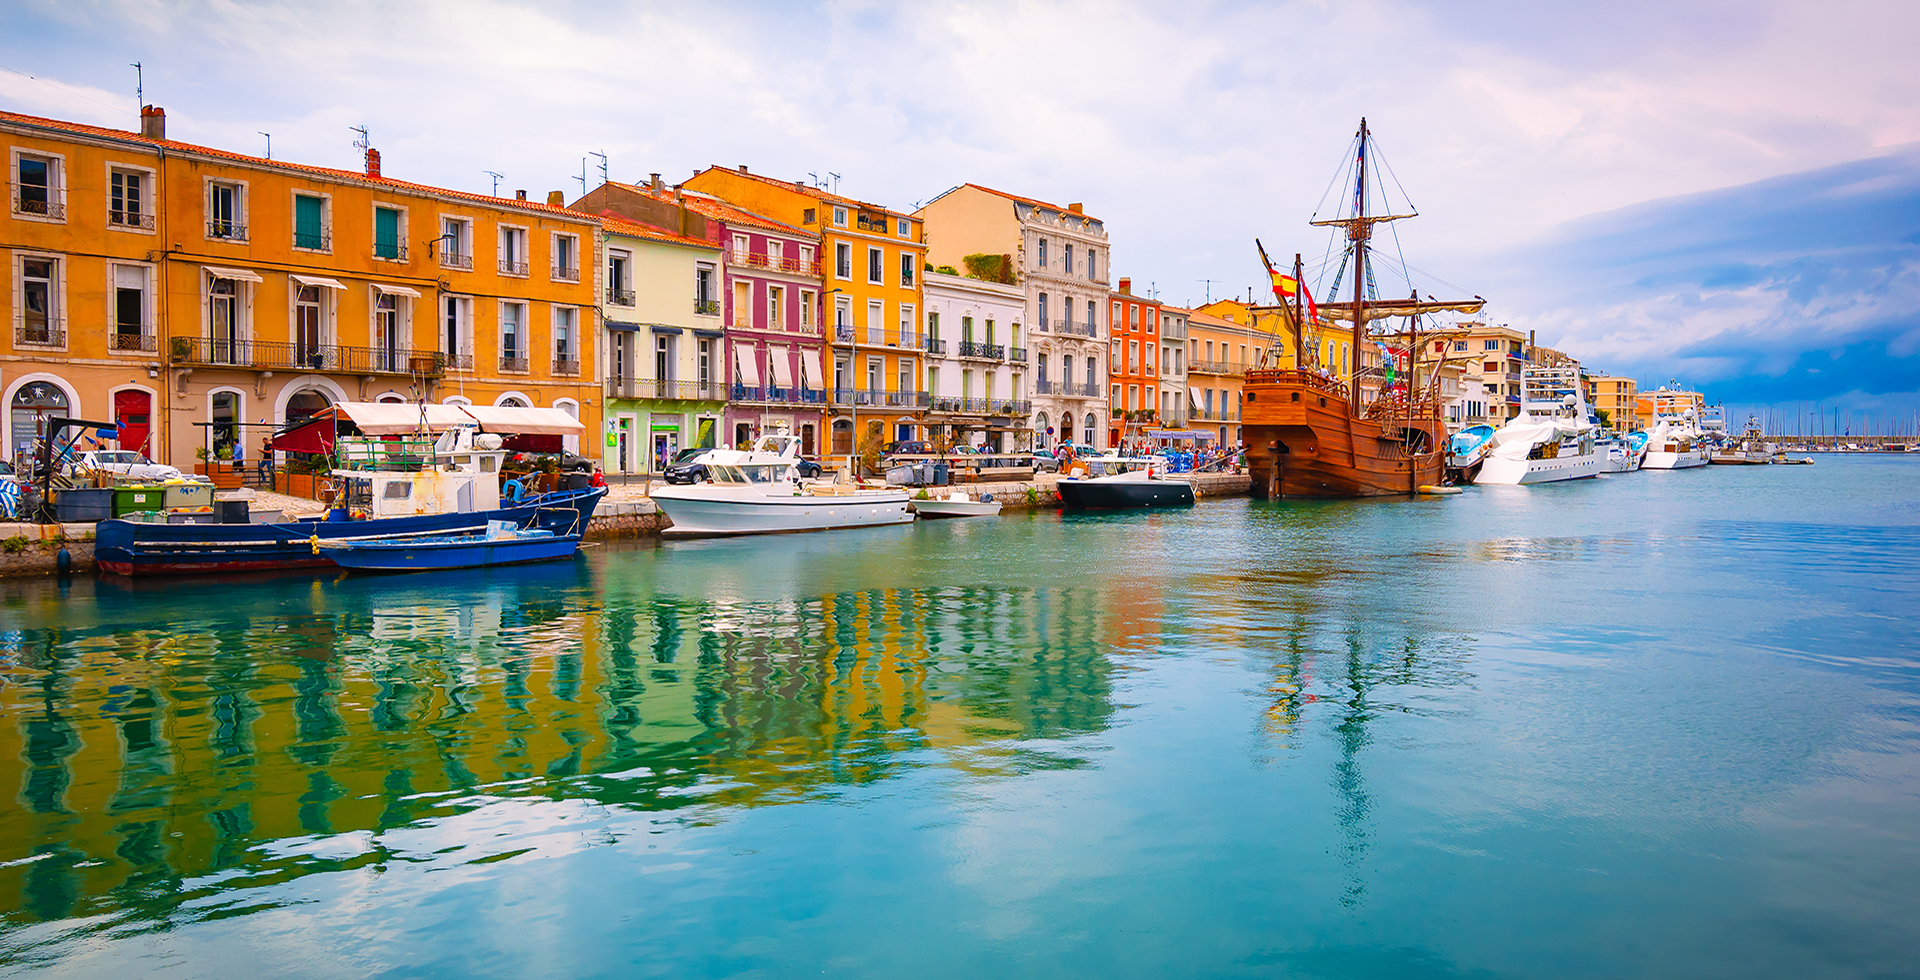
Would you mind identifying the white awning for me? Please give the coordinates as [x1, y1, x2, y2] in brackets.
[374, 283, 423, 298]
[459, 405, 585, 435]
[204, 265, 263, 283]
[735, 345, 761, 387]
[802, 349, 825, 390]
[767, 346, 793, 387]
[291, 275, 347, 291]
[331, 401, 472, 434]
[1187, 387, 1201, 409]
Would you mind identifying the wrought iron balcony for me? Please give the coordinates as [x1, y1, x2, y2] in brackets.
[830, 388, 930, 408]
[554, 265, 580, 283]
[695, 299, 721, 316]
[441, 251, 473, 271]
[1010, 347, 1028, 362]
[168, 336, 445, 375]
[500, 259, 530, 276]
[1190, 359, 1248, 376]
[552, 358, 581, 377]
[500, 355, 530, 373]
[1056, 321, 1099, 338]
[110, 331, 157, 352]
[605, 378, 727, 401]
[12, 190, 62, 220]
[924, 337, 948, 355]
[295, 230, 332, 251]
[374, 240, 408, 261]
[207, 221, 250, 242]
[607, 286, 635, 306]
[833, 325, 855, 344]
[730, 251, 825, 276]
[958, 341, 1005, 359]
[15, 324, 64, 348]
[731, 384, 830, 405]
[446, 351, 474, 371]
[109, 210, 155, 230]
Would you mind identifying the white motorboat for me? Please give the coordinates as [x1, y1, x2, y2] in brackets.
[1601, 431, 1647, 473]
[1475, 367, 1603, 485]
[651, 435, 911, 536]
[1642, 415, 1709, 469]
[1709, 416, 1779, 465]
[911, 490, 1002, 519]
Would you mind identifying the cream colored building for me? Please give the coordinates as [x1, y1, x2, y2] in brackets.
[916, 184, 1107, 449]
[921, 270, 1029, 450]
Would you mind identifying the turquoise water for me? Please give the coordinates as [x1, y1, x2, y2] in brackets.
[1, 457, 1916, 978]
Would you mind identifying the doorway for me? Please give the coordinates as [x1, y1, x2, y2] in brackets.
[114, 390, 152, 457]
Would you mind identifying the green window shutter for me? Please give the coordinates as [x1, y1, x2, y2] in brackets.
[374, 208, 400, 258]
[295, 196, 324, 249]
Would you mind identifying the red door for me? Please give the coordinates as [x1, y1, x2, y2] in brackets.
[114, 390, 151, 456]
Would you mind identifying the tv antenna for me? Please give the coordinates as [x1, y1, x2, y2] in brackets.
[1198, 278, 1216, 303]
[828, 171, 841, 194]
[575, 156, 589, 193]
[807, 171, 820, 188]
[258, 132, 272, 159]
[350, 125, 369, 152]
[130, 62, 142, 116]
[588, 150, 608, 187]
[484, 170, 504, 196]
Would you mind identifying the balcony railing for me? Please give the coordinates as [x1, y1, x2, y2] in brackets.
[1190, 360, 1249, 376]
[441, 252, 473, 271]
[928, 396, 1032, 415]
[1190, 408, 1239, 422]
[1068, 382, 1101, 398]
[295, 230, 331, 251]
[830, 389, 931, 408]
[695, 299, 721, 316]
[1035, 379, 1059, 395]
[729, 251, 825, 276]
[110, 332, 157, 352]
[866, 327, 885, 346]
[109, 210, 155, 230]
[374, 240, 408, 261]
[15, 324, 64, 348]
[605, 378, 727, 401]
[731, 384, 830, 405]
[607, 287, 635, 306]
[500, 355, 530, 373]
[168, 336, 446, 375]
[1010, 347, 1028, 362]
[833, 325, 855, 344]
[958, 341, 1005, 359]
[1053, 320, 1098, 337]
[208, 221, 250, 242]
[12, 190, 63, 220]
[500, 259, 530, 277]
[553, 358, 581, 377]
[924, 337, 947, 355]
[554, 265, 580, 283]
[445, 351, 474, 371]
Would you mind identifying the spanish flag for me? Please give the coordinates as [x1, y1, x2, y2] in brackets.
[1270, 270, 1300, 298]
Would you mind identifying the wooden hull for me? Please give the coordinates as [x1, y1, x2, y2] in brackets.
[1240, 370, 1444, 498]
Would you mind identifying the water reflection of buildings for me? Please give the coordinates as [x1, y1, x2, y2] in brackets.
[0, 576, 1116, 926]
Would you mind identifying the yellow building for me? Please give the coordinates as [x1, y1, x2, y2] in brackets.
[1590, 376, 1639, 431]
[684, 166, 926, 455]
[2, 106, 601, 472]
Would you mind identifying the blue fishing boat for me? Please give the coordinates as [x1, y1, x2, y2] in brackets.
[319, 524, 582, 572]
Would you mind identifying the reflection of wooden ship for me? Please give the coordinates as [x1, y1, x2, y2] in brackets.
[1244, 119, 1485, 498]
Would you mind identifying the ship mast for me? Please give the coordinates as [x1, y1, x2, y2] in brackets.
[1349, 118, 1370, 415]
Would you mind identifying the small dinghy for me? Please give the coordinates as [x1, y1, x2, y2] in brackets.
[318, 521, 582, 572]
[912, 491, 1002, 519]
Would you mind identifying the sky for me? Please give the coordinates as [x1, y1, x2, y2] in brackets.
[4, 0, 1917, 421]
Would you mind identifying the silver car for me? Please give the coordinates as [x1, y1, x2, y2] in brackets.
[68, 450, 187, 482]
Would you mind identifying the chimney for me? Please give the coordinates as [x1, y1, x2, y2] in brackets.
[1067, 202, 1083, 214]
[364, 147, 381, 177]
[1119, 277, 1132, 296]
[650, 172, 663, 190]
[140, 105, 165, 140]
[547, 190, 564, 206]
[515, 189, 527, 201]
[738, 164, 749, 173]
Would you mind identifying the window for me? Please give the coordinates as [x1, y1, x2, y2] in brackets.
[501, 302, 526, 371]
[374, 205, 405, 260]
[897, 218, 910, 239]
[767, 240, 783, 266]
[698, 338, 713, 389]
[20, 257, 60, 346]
[800, 244, 814, 269]
[768, 285, 784, 328]
[833, 206, 848, 227]
[1085, 358, 1096, 388]
[985, 318, 995, 346]
[655, 334, 673, 381]
[296, 286, 326, 366]
[800, 289, 814, 329]
[373, 292, 402, 368]
[1038, 237, 1048, 268]
[106, 168, 149, 229]
[803, 207, 817, 224]
[597, 248, 628, 304]
[1087, 300, 1096, 335]
[294, 193, 328, 250]
[835, 242, 852, 279]
[1128, 385, 1139, 411]
[206, 180, 247, 240]
[498, 226, 528, 275]
[1112, 302, 1121, 323]
[208, 275, 243, 362]
[111, 264, 149, 351]
[900, 303, 915, 345]
[868, 246, 883, 284]
[900, 251, 915, 287]
[695, 264, 717, 314]
[835, 294, 851, 330]
[552, 233, 580, 281]
[1110, 340, 1121, 370]
[1483, 361, 1499, 373]
[867, 299, 883, 344]
[1038, 293, 1049, 328]
[1062, 247, 1073, 276]
[1128, 340, 1139, 373]
[1064, 356, 1076, 391]
[899, 359, 915, 395]
[1111, 384, 1121, 410]
[1130, 305, 1140, 329]
[927, 311, 940, 341]
[1037, 351, 1048, 384]
[441, 295, 471, 368]
[866, 356, 882, 391]
[1484, 339, 1499, 351]
[554, 307, 577, 372]
[1087, 248, 1097, 280]
[441, 216, 473, 269]
[12, 152, 61, 219]
[1084, 413, 1095, 446]
[1453, 340, 1468, 352]
[732, 233, 749, 260]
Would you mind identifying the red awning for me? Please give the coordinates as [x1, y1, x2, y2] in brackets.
[270, 416, 336, 455]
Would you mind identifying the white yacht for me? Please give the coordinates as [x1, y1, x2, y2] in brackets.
[1475, 367, 1603, 485]
[650, 435, 911, 536]
[1601, 431, 1647, 473]
[1642, 414, 1710, 469]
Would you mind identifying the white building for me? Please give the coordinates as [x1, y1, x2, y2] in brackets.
[920, 271, 1029, 450]
[916, 184, 1107, 449]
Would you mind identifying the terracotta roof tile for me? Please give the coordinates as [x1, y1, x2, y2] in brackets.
[694, 166, 911, 219]
[594, 213, 720, 250]
[601, 181, 818, 238]
[960, 183, 1101, 222]
[0, 108, 601, 224]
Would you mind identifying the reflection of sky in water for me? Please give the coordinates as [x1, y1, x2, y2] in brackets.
[0, 457, 1916, 978]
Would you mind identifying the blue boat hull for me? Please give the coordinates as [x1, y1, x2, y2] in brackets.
[95, 487, 606, 576]
[325, 534, 583, 571]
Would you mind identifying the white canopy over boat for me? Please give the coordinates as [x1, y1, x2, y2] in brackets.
[327, 402, 585, 436]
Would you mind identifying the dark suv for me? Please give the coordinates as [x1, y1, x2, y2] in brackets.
[881, 440, 932, 456]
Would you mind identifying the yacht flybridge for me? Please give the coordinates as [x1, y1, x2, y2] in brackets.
[649, 435, 913, 536]
[1473, 367, 1602, 485]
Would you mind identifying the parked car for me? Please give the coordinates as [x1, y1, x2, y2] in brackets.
[661, 448, 714, 485]
[794, 458, 824, 479]
[881, 440, 932, 456]
[1029, 450, 1063, 473]
[66, 450, 186, 482]
[507, 451, 595, 474]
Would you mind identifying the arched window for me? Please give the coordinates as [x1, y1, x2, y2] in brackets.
[499, 396, 529, 408]
[10, 381, 68, 459]
[831, 418, 853, 455]
[286, 388, 332, 425]
[1035, 411, 1050, 446]
[1083, 413, 1096, 446]
[375, 392, 407, 404]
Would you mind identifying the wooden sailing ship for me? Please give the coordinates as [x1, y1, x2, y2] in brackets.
[1243, 118, 1486, 498]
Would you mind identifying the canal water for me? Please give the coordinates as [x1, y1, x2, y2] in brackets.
[1, 457, 1916, 978]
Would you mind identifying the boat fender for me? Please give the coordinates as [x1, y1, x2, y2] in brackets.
[311, 534, 321, 555]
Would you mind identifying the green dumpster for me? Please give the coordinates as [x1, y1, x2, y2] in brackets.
[114, 485, 166, 517]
